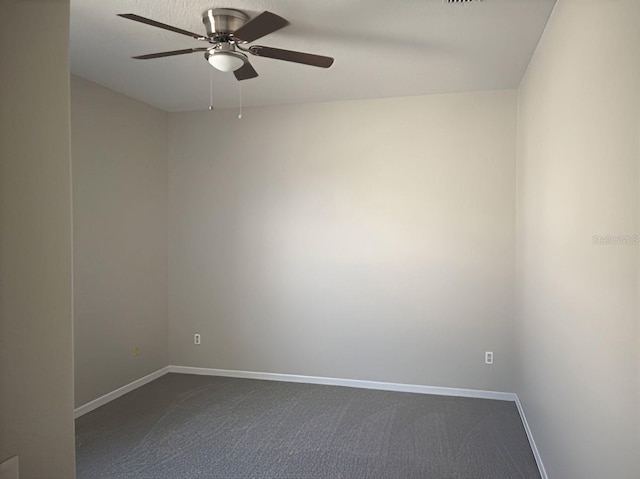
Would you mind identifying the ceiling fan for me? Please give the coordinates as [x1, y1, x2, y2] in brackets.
[117, 9, 334, 81]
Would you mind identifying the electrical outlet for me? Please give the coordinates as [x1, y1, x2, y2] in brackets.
[485, 351, 493, 364]
[194, 333, 201, 345]
[133, 347, 140, 357]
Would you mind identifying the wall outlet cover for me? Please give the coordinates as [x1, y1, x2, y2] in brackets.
[485, 351, 494, 364]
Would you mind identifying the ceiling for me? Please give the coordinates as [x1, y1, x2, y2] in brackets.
[70, 0, 556, 112]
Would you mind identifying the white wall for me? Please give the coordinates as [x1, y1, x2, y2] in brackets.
[0, 0, 76, 477]
[168, 90, 517, 392]
[516, 1, 640, 477]
[71, 76, 169, 406]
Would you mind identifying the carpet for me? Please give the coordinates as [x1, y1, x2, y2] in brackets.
[76, 373, 541, 478]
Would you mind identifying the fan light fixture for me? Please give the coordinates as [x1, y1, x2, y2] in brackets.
[207, 50, 246, 72]
[118, 9, 335, 83]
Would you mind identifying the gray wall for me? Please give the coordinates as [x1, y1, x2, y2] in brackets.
[0, 0, 76, 477]
[168, 91, 517, 392]
[71, 75, 169, 407]
[515, 0, 640, 477]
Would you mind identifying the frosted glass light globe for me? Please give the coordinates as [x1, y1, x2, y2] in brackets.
[208, 51, 245, 72]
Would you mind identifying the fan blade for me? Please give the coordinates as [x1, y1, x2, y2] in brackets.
[132, 48, 209, 60]
[249, 46, 334, 68]
[118, 13, 206, 40]
[233, 11, 289, 43]
[234, 61, 259, 81]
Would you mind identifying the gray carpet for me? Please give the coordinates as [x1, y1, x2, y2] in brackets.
[75, 373, 541, 479]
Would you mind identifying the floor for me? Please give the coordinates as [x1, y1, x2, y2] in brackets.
[76, 373, 541, 479]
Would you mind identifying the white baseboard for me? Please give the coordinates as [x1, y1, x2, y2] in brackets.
[167, 365, 517, 402]
[0, 456, 19, 479]
[74, 364, 547, 479]
[514, 395, 549, 479]
[74, 366, 170, 418]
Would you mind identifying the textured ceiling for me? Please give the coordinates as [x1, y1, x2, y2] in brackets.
[70, 0, 556, 112]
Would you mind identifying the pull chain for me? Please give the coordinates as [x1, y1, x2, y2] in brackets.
[238, 81, 243, 120]
[208, 68, 214, 111]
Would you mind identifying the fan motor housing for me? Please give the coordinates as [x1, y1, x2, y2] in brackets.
[202, 8, 248, 37]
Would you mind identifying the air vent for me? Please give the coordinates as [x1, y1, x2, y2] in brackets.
[446, 0, 484, 3]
